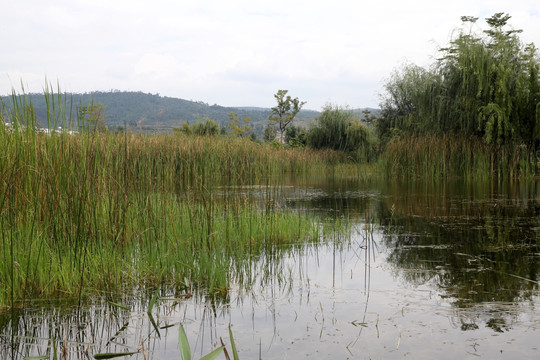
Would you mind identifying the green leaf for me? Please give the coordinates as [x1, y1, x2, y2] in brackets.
[52, 338, 57, 360]
[200, 346, 224, 360]
[148, 313, 161, 338]
[93, 352, 138, 359]
[229, 325, 239, 360]
[147, 287, 160, 314]
[107, 301, 130, 311]
[178, 324, 191, 360]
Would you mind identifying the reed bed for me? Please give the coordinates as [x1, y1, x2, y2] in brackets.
[0, 91, 349, 309]
[379, 134, 536, 180]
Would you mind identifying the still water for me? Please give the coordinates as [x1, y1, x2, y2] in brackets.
[2, 179, 539, 359]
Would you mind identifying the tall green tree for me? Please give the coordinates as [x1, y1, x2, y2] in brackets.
[307, 104, 375, 159]
[307, 105, 352, 151]
[517, 43, 540, 150]
[378, 13, 540, 152]
[269, 90, 306, 143]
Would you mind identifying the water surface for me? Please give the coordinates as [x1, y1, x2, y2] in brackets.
[2, 179, 539, 359]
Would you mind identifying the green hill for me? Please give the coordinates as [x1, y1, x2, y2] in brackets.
[1, 91, 378, 136]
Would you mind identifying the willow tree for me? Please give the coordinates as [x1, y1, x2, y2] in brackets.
[377, 63, 443, 145]
[378, 13, 540, 151]
[307, 104, 375, 161]
[307, 105, 352, 151]
[518, 43, 540, 150]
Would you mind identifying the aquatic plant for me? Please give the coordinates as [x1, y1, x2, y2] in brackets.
[0, 87, 350, 309]
[379, 134, 536, 180]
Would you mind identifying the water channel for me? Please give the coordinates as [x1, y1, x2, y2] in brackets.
[1, 178, 539, 359]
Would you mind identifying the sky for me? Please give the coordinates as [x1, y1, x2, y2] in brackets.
[1, 0, 539, 110]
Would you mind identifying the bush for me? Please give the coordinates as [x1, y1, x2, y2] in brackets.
[285, 125, 307, 147]
[307, 105, 351, 151]
[175, 118, 220, 136]
[306, 105, 376, 161]
[346, 120, 377, 162]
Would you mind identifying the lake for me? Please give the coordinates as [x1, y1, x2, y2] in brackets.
[2, 178, 539, 359]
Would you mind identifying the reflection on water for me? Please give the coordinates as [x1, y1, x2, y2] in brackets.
[1, 178, 539, 359]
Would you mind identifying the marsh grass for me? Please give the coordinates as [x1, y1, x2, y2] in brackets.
[0, 89, 349, 309]
[379, 134, 535, 180]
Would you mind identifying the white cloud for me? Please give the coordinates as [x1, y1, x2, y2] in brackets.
[1, 0, 539, 109]
[134, 53, 177, 79]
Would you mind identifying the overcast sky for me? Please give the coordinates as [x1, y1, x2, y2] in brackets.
[1, 1, 539, 110]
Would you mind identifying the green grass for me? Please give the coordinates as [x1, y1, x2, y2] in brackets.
[5, 88, 531, 309]
[1, 191, 327, 304]
[0, 89, 350, 309]
[379, 134, 536, 180]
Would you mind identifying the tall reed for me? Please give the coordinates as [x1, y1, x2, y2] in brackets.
[0, 89, 347, 308]
[379, 134, 534, 180]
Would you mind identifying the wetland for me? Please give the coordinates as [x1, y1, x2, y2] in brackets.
[3, 12, 540, 359]
[2, 176, 539, 359]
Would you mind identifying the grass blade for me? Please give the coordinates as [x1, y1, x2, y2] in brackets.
[178, 324, 191, 360]
[93, 352, 138, 359]
[200, 346, 224, 360]
[229, 325, 239, 360]
[147, 287, 160, 314]
[107, 301, 130, 311]
[107, 321, 130, 346]
[52, 338, 58, 360]
[148, 313, 161, 338]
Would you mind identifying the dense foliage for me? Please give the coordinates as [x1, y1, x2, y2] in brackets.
[378, 13, 540, 154]
[307, 105, 376, 161]
[285, 125, 307, 147]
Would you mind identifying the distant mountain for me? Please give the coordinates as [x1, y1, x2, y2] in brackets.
[1, 91, 379, 135]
